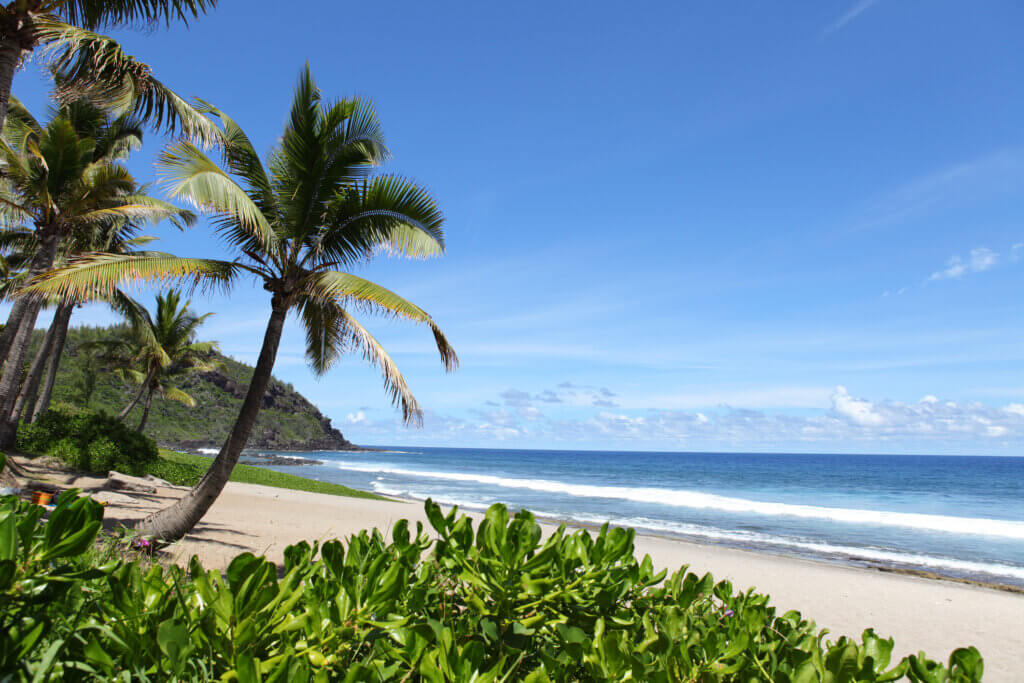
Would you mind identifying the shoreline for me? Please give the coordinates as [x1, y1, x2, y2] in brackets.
[299, 477, 1024, 595]
[243, 450, 1024, 593]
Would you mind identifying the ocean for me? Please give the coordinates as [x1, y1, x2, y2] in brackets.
[258, 447, 1024, 588]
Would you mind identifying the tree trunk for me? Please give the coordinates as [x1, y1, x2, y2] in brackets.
[136, 388, 154, 433]
[0, 38, 25, 141]
[117, 369, 154, 421]
[138, 297, 289, 541]
[0, 229, 61, 448]
[10, 307, 58, 423]
[0, 297, 31, 368]
[30, 301, 74, 422]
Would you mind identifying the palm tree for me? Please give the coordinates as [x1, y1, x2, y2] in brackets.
[0, 211, 164, 423]
[0, 94, 194, 446]
[0, 1, 218, 139]
[94, 289, 219, 432]
[29, 66, 458, 541]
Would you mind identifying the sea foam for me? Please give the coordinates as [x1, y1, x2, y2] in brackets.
[367, 482, 1024, 582]
[337, 462, 1024, 540]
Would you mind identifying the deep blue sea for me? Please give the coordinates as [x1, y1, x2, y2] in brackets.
[257, 447, 1024, 587]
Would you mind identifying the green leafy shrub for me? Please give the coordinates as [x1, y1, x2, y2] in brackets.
[1, 494, 984, 682]
[16, 408, 159, 475]
[141, 456, 207, 486]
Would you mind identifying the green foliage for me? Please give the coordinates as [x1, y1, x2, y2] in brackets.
[40, 325, 352, 450]
[154, 449, 384, 499]
[3, 494, 983, 682]
[0, 491, 111, 680]
[16, 407, 158, 475]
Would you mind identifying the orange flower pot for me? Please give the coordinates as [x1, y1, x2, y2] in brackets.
[31, 491, 52, 506]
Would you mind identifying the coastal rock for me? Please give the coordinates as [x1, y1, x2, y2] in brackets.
[241, 453, 323, 466]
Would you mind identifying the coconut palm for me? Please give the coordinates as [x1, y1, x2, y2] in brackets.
[92, 289, 219, 432]
[29, 66, 458, 541]
[0, 94, 194, 446]
[0, 1, 218, 140]
[0, 210, 163, 423]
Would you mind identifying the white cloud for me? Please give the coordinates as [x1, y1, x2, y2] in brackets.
[1003, 403, 1024, 417]
[831, 386, 886, 426]
[929, 247, 998, 281]
[345, 411, 367, 424]
[339, 384, 1024, 453]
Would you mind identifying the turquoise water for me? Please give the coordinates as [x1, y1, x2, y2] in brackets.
[262, 447, 1024, 587]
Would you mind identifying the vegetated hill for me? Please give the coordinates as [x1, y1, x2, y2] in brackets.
[39, 325, 361, 452]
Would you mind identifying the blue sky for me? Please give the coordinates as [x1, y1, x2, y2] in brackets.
[9, 1, 1024, 454]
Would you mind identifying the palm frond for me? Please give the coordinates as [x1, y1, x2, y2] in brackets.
[120, 367, 147, 384]
[37, 18, 222, 146]
[194, 100, 280, 221]
[306, 270, 458, 371]
[122, 235, 159, 248]
[158, 141, 277, 253]
[5, 95, 43, 137]
[316, 175, 445, 266]
[22, 252, 238, 302]
[53, 0, 219, 29]
[161, 386, 196, 407]
[74, 196, 196, 230]
[297, 296, 423, 425]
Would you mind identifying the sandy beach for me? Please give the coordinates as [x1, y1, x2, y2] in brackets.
[22, 457, 1024, 680]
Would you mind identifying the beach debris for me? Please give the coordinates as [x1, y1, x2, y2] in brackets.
[105, 472, 157, 494]
[142, 474, 174, 488]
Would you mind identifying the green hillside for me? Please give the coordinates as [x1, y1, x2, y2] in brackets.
[34, 325, 360, 452]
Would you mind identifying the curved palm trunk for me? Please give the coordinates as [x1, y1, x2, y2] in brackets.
[138, 298, 288, 541]
[0, 229, 61, 448]
[10, 308, 59, 423]
[0, 297, 31, 367]
[0, 39, 25, 138]
[30, 301, 74, 422]
[118, 368, 155, 421]
[136, 388, 154, 433]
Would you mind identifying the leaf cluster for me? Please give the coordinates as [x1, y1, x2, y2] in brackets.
[1, 495, 984, 681]
[15, 406, 159, 475]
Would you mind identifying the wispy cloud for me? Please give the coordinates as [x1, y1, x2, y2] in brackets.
[821, 0, 881, 37]
[929, 247, 999, 281]
[883, 243, 1016, 296]
[345, 385, 1024, 452]
[851, 149, 1024, 233]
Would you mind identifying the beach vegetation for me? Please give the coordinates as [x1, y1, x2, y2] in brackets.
[29, 66, 457, 542]
[87, 288, 221, 432]
[148, 448, 384, 500]
[12, 324, 356, 450]
[15, 405, 158, 474]
[0, 92, 195, 449]
[1, 492, 983, 681]
[2, 191, 184, 425]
